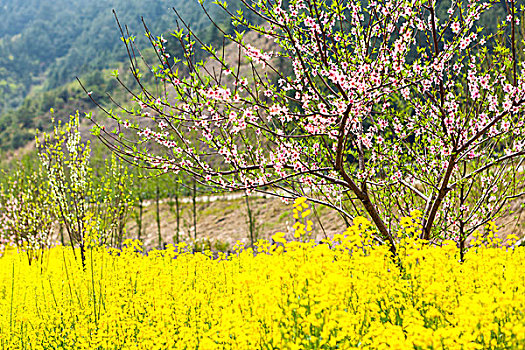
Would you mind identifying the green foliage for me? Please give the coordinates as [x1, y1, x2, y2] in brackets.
[0, 0, 255, 151]
[92, 154, 135, 249]
[0, 0, 251, 110]
[0, 0, 197, 108]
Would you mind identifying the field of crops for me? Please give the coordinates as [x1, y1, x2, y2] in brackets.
[0, 215, 524, 349]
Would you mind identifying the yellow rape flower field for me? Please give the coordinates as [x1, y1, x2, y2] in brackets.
[0, 215, 524, 349]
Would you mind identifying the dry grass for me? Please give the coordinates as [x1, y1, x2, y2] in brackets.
[126, 195, 348, 251]
[127, 193, 525, 252]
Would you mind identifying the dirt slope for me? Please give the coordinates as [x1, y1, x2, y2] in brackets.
[127, 192, 524, 251]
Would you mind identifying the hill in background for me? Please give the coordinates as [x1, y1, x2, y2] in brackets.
[0, 0, 244, 150]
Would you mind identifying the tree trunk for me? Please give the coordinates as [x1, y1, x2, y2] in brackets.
[137, 193, 144, 241]
[192, 179, 197, 240]
[175, 183, 180, 244]
[245, 193, 256, 247]
[156, 183, 162, 249]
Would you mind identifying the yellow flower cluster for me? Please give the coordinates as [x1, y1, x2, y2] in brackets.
[292, 197, 314, 240]
[0, 218, 524, 349]
[399, 209, 423, 237]
[471, 221, 503, 248]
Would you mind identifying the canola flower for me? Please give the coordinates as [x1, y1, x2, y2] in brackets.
[0, 206, 524, 349]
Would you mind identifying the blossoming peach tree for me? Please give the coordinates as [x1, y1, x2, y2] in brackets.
[87, 0, 525, 254]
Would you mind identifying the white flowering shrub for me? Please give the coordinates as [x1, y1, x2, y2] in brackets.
[37, 111, 134, 266]
[0, 165, 55, 263]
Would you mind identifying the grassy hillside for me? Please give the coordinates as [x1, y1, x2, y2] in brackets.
[0, 0, 226, 108]
[0, 0, 516, 152]
[0, 0, 261, 151]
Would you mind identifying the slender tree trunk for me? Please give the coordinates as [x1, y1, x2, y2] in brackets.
[192, 179, 197, 240]
[118, 211, 125, 249]
[175, 183, 180, 244]
[459, 224, 466, 263]
[459, 162, 467, 262]
[245, 193, 256, 247]
[80, 243, 86, 270]
[137, 194, 144, 241]
[156, 183, 162, 249]
[422, 155, 457, 240]
[60, 223, 65, 246]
